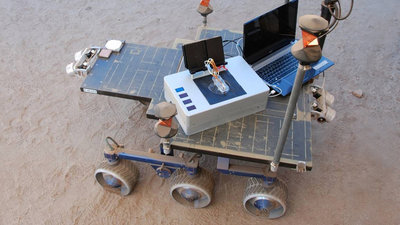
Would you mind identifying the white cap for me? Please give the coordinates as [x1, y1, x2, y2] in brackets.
[105, 40, 124, 52]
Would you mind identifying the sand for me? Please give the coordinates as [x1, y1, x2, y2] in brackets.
[1, 0, 399, 224]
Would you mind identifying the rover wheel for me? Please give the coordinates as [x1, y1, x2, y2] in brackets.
[243, 177, 288, 219]
[94, 159, 139, 196]
[169, 168, 214, 208]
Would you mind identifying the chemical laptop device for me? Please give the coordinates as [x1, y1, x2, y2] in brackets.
[242, 0, 334, 96]
[164, 37, 269, 135]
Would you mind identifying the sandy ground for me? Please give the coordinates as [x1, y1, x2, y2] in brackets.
[1, 0, 399, 224]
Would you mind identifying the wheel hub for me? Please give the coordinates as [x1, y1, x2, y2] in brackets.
[178, 188, 201, 201]
[156, 166, 172, 178]
[254, 199, 271, 210]
[243, 178, 288, 219]
[103, 174, 122, 188]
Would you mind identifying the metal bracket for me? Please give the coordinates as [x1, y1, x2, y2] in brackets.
[217, 157, 277, 180]
[309, 85, 336, 123]
[101, 136, 199, 176]
[296, 161, 307, 173]
[103, 137, 124, 164]
[154, 163, 173, 178]
[66, 46, 101, 78]
[117, 148, 199, 176]
[270, 161, 279, 173]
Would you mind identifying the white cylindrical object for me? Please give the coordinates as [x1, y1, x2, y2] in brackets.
[325, 106, 336, 122]
[66, 63, 75, 75]
[74, 50, 83, 62]
[162, 139, 171, 155]
[324, 90, 335, 106]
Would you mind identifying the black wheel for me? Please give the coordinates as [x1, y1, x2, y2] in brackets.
[243, 177, 288, 219]
[94, 159, 139, 196]
[169, 168, 214, 208]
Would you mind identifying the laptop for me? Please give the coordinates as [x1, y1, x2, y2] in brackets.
[243, 0, 334, 96]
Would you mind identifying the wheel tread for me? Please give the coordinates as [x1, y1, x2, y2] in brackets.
[95, 159, 139, 195]
[243, 177, 288, 219]
[169, 168, 214, 208]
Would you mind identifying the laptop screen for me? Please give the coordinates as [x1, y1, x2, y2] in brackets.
[243, 0, 298, 65]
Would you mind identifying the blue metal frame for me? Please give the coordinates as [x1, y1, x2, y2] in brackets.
[105, 151, 277, 182]
[118, 152, 198, 176]
[217, 168, 276, 185]
[151, 165, 175, 178]
[104, 152, 119, 163]
[217, 168, 265, 179]
[217, 157, 277, 185]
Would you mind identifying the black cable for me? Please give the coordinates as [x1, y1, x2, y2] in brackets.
[318, 1, 341, 39]
[105, 136, 121, 150]
[318, 18, 339, 39]
[222, 37, 242, 43]
[222, 37, 243, 47]
[328, 4, 339, 29]
[223, 41, 237, 47]
[329, 0, 353, 20]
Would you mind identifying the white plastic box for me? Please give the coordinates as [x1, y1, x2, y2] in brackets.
[164, 56, 269, 135]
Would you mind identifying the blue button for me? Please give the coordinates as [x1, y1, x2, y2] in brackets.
[175, 87, 184, 92]
[187, 105, 196, 111]
[179, 93, 188, 98]
[183, 99, 192, 105]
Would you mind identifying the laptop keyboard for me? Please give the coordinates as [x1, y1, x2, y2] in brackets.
[256, 52, 298, 84]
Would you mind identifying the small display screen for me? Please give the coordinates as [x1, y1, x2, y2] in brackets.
[182, 36, 225, 74]
[243, 0, 298, 65]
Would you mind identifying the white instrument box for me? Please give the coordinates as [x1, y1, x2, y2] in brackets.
[164, 56, 269, 135]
